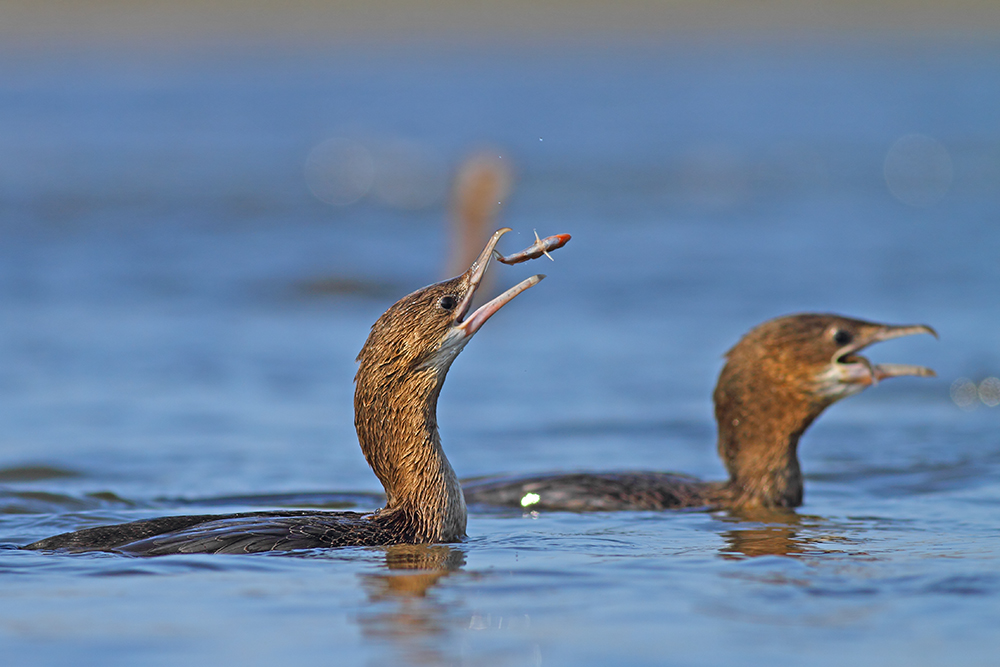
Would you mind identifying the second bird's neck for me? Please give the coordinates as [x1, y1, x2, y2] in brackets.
[713, 384, 825, 509]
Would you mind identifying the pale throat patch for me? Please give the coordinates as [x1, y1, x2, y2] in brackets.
[421, 329, 472, 372]
[812, 364, 869, 400]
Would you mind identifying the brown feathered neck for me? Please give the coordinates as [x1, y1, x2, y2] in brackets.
[710, 313, 935, 509]
[354, 277, 472, 544]
[353, 228, 545, 543]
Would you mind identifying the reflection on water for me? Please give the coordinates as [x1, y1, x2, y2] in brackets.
[716, 509, 853, 560]
[366, 544, 467, 596]
[358, 545, 466, 666]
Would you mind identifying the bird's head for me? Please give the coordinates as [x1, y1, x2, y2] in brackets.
[357, 228, 544, 385]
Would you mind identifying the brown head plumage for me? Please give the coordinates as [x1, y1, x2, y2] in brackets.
[713, 313, 936, 509]
[354, 228, 544, 542]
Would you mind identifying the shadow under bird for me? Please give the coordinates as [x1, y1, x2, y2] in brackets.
[463, 314, 936, 512]
[25, 228, 564, 555]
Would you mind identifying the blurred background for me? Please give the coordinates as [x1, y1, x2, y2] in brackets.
[2, 0, 998, 487]
[1, 4, 1000, 664]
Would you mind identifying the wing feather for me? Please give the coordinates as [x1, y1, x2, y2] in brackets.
[26, 510, 402, 555]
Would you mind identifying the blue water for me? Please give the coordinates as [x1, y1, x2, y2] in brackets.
[1, 39, 999, 665]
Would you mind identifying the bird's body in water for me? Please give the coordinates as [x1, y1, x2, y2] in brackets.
[463, 314, 936, 512]
[26, 228, 557, 555]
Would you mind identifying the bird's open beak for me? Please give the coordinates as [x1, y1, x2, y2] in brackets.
[834, 323, 937, 385]
[454, 228, 545, 337]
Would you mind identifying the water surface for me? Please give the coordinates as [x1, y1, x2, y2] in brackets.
[0, 39, 998, 666]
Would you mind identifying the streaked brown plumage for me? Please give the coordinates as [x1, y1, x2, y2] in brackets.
[26, 229, 545, 555]
[463, 314, 936, 512]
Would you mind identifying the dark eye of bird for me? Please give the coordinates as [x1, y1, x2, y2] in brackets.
[833, 329, 853, 346]
[439, 295, 457, 310]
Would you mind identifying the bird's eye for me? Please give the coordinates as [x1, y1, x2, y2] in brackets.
[832, 329, 853, 346]
[439, 295, 457, 310]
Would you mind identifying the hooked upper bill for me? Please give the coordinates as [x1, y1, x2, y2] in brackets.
[454, 228, 546, 338]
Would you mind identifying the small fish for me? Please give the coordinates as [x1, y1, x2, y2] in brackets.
[496, 231, 571, 265]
